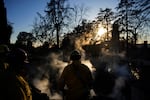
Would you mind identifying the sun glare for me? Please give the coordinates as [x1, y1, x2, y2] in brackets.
[97, 27, 107, 37]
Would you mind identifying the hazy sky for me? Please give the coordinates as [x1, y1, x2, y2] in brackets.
[4, 0, 118, 43]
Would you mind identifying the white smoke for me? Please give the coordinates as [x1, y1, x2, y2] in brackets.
[33, 78, 51, 96]
[30, 30, 130, 100]
[100, 50, 131, 100]
[29, 51, 69, 100]
[48, 52, 68, 75]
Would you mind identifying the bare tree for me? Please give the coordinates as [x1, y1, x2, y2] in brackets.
[72, 4, 89, 27]
[45, 0, 73, 48]
[32, 0, 73, 47]
[32, 13, 54, 45]
[132, 0, 150, 43]
[117, 0, 150, 45]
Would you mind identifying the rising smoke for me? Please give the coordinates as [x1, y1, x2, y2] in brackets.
[28, 31, 132, 100]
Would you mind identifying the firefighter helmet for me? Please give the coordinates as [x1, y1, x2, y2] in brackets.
[70, 50, 81, 60]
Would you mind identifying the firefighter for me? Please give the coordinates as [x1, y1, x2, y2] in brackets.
[58, 50, 93, 100]
[0, 48, 32, 100]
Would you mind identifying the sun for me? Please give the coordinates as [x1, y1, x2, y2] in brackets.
[97, 27, 107, 37]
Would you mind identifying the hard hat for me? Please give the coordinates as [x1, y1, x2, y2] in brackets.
[9, 48, 29, 64]
[0, 44, 9, 54]
[70, 50, 81, 60]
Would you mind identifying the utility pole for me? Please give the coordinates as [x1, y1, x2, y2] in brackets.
[106, 18, 109, 41]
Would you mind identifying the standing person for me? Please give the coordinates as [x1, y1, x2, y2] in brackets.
[0, 48, 32, 100]
[58, 50, 93, 100]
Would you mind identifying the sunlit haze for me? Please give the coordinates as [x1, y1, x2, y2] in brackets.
[97, 26, 107, 37]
